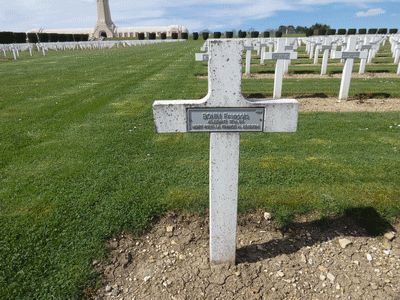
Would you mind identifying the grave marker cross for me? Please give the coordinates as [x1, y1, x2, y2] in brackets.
[153, 40, 299, 267]
[263, 39, 298, 98]
[332, 37, 368, 100]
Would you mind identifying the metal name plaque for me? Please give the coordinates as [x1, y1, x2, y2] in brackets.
[342, 52, 360, 59]
[244, 46, 254, 51]
[272, 53, 291, 60]
[187, 108, 264, 132]
[285, 46, 294, 50]
[322, 45, 332, 50]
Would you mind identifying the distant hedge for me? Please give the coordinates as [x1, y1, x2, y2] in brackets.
[161, 33, 166, 40]
[318, 28, 327, 35]
[202, 32, 209, 40]
[14, 32, 27, 43]
[27, 33, 38, 43]
[38, 33, 50, 43]
[0, 32, 15, 44]
[148, 32, 156, 40]
[172, 32, 178, 39]
[238, 30, 246, 38]
[263, 31, 270, 38]
[213, 32, 221, 38]
[251, 31, 259, 38]
[378, 28, 388, 34]
[327, 29, 336, 35]
[193, 32, 198, 40]
[49, 33, 59, 42]
[74, 34, 89, 42]
[59, 34, 68, 42]
[389, 28, 398, 34]
[347, 28, 357, 35]
[368, 28, 378, 34]
[181, 32, 188, 40]
[226, 31, 233, 38]
[359, 28, 367, 34]
[138, 33, 145, 40]
[337, 29, 347, 35]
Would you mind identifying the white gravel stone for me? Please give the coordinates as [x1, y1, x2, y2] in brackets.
[339, 238, 353, 249]
[276, 271, 285, 277]
[384, 232, 395, 241]
[327, 273, 336, 282]
[264, 212, 272, 220]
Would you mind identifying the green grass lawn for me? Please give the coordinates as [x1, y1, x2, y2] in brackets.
[1, 39, 400, 299]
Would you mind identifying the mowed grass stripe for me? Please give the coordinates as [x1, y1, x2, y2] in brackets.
[0, 40, 206, 299]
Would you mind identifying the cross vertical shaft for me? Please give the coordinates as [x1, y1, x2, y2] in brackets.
[209, 132, 240, 265]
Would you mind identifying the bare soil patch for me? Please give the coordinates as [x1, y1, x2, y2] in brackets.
[94, 211, 399, 300]
[243, 72, 400, 79]
[296, 97, 400, 112]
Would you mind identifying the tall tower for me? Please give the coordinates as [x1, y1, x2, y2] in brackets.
[93, 0, 117, 39]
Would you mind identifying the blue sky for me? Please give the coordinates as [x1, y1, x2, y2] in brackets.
[0, 0, 399, 33]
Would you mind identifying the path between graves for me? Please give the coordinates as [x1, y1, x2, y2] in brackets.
[94, 211, 399, 300]
[197, 71, 400, 80]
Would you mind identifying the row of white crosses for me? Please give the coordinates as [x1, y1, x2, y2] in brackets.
[390, 36, 400, 74]
[331, 37, 369, 100]
[198, 38, 298, 99]
[0, 39, 186, 60]
[198, 35, 399, 101]
[302, 35, 390, 74]
[154, 39, 299, 267]
[263, 39, 298, 98]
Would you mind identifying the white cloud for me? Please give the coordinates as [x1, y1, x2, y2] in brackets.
[356, 8, 386, 17]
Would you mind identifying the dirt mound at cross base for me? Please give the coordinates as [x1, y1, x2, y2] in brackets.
[94, 211, 400, 300]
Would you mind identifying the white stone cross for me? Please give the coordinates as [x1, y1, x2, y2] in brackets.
[263, 38, 298, 98]
[320, 37, 333, 75]
[153, 39, 299, 267]
[358, 42, 373, 74]
[260, 41, 274, 64]
[332, 37, 368, 100]
[244, 39, 255, 74]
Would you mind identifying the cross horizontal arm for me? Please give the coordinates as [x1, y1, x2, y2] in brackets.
[153, 98, 298, 133]
[153, 39, 299, 134]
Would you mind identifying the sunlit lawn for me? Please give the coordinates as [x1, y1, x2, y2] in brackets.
[1, 39, 399, 299]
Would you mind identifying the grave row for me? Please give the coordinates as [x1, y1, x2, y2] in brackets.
[0, 39, 187, 61]
[198, 35, 400, 100]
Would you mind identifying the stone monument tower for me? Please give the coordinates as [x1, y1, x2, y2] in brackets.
[93, 0, 117, 39]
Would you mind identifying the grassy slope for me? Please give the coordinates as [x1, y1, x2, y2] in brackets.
[1, 40, 400, 299]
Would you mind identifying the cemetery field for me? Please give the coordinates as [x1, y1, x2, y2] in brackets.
[1, 39, 400, 298]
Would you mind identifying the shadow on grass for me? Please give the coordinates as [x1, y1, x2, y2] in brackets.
[345, 207, 395, 236]
[294, 93, 329, 98]
[237, 207, 396, 264]
[255, 70, 275, 74]
[370, 93, 391, 99]
[291, 70, 319, 75]
[368, 69, 392, 73]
